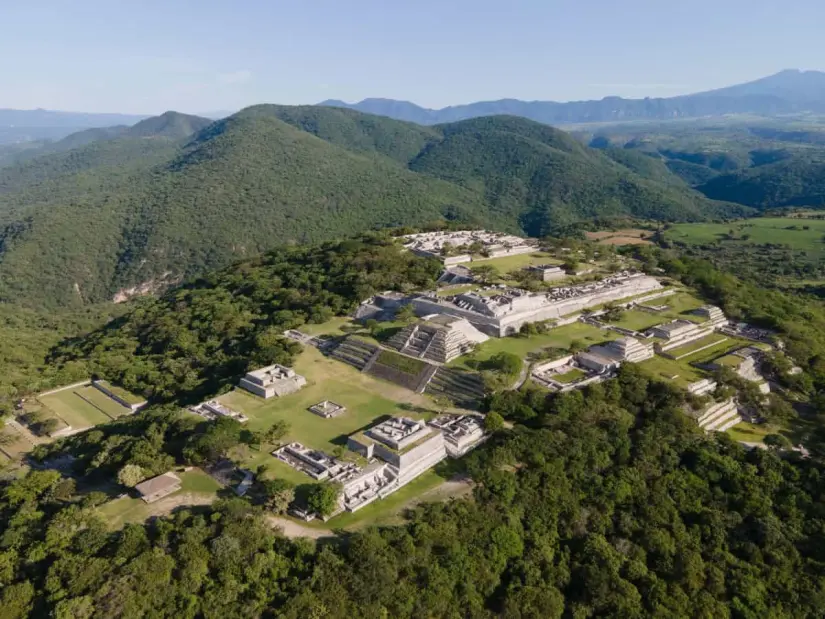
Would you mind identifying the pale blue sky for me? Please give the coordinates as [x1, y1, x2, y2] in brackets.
[1, 0, 822, 114]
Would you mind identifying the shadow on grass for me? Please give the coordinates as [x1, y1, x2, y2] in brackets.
[398, 403, 434, 415]
[329, 414, 393, 447]
[374, 325, 403, 343]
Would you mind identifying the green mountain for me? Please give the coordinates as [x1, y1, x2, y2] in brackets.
[599, 147, 689, 188]
[125, 111, 213, 139]
[698, 156, 825, 208]
[0, 105, 743, 307]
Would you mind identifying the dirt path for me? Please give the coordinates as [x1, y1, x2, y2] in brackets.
[511, 363, 531, 390]
[267, 477, 474, 539]
[146, 492, 216, 517]
[267, 516, 336, 539]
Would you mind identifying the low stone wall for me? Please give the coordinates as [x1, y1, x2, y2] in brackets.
[631, 288, 677, 306]
[532, 356, 575, 374]
[659, 334, 727, 359]
[92, 381, 147, 411]
[37, 380, 91, 398]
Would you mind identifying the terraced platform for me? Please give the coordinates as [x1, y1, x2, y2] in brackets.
[329, 338, 379, 371]
[329, 336, 486, 407]
[425, 367, 486, 408]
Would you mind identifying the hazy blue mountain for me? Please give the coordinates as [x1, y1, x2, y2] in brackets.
[0, 108, 150, 145]
[695, 69, 825, 102]
[0, 108, 148, 128]
[0, 112, 212, 167]
[319, 70, 825, 125]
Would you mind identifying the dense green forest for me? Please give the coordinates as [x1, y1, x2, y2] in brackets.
[697, 157, 825, 208]
[45, 235, 442, 404]
[0, 304, 125, 414]
[3, 364, 825, 617]
[0, 105, 743, 307]
[1, 232, 825, 616]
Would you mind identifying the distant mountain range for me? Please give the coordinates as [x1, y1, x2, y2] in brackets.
[320, 70, 825, 125]
[0, 109, 150, 145]
[0, 112, 212, 166]
[0, 108, 227, 145]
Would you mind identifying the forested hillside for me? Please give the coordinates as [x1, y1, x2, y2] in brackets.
[409, 116, 728, 231]
[698, 157, 825, 208]
[0, 105, 740, 307]
[4, 361, 825, 617]
[1, 233, 825, 616]
[47, 235, 442, 404]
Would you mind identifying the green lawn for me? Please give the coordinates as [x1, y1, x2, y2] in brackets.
[216, 346, 438, 479]
[609, 310, 668, 332]
[295, 469, 447, 530]
[450, 322, 614, 370]
[180, 470, 224, 493]
[665, 333, 730, 360]
[688, 339, 752, 366]
[726, 422, 776, 444]
[471, 252, 561, 277]
[96, 469, 222, 529]
[637, 355, 703, 388]
[608, 290, 704, 327]
[712, 353, 746, 368]
[75, 386, 132, 419]
[661, 291, 708, 317]
[39, 388, 111, 429]
[38, 381, 142, 431]
[554, 368, 587, 384]
[436, 284, 479, 297]
[333, 470, 445, 528]
[666, 218, 825, 259]
[299, 316, 355, 337]
[94, 380, 145, 405]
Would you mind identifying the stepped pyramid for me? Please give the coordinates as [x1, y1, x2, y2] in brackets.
[690, 398, 742, 432]
[590, 337, 655, 362]
[387, 315, 488, 364]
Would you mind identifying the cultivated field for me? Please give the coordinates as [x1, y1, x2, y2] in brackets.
[665, 218, 825, 258]
[585, 228, 654, 246]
